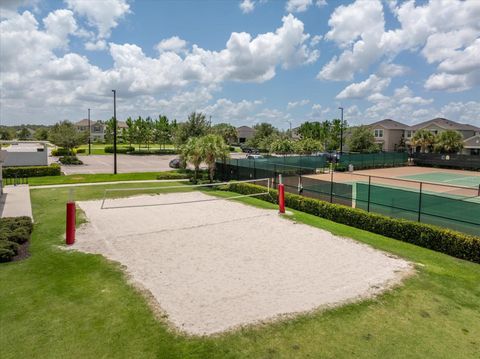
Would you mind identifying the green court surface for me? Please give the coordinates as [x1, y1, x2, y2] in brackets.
[400, 172, 480, 187]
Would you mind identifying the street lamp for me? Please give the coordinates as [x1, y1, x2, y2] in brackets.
[338, 107, 344, 155]
[88, 108, 91, 155]
[112, 90, 117, 174]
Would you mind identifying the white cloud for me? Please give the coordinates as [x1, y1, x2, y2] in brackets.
[201, 98, 263, 125]
[285, 0, 326, 13]
[318, 0, 384, 81]
[239, 0, 255, 14]
[310, 34, 322, 46]
[85, 39, 107, 51]
[336, 74, 390, 100]
[319, 0, 480, 89]
[156, 36, 188, 53]
[377, 62, 409, 78]
[287, 99, 309, 109]
[65, 0, 130, 39]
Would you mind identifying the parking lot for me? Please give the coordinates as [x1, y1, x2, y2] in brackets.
[54, 154, 177, 174]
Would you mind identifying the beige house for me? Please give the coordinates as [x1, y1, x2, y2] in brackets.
[236, 126, 255, 143]
[367, 118, 480, 154]
[75, 119, 128, 142]
[367, 119, 407, 151]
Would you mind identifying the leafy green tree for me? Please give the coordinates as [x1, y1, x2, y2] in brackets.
[144, 116, 154, 150]
[104, 118, 115, 144]
[246, 123, 279, 149]
[154, 115, 171, 149]
[49, 121, 87, 155]
[297, 122, 322, 140]
[211, 123, 238, 144]
[434, 130, 464, 154]
[174, 112, 210, 145]
[0, 128, 13, 140]
[123, 117, 135, 147]
[411, 129, 435, 153]
[270, 138, 296, 155]
[180, 137, 204, 183]
[347, 125, 378, 153]
[34, 128, 49, 141]
[17, 126, 30, 140]
[294, 138, 323, 154]
[200, 134, 230, 182]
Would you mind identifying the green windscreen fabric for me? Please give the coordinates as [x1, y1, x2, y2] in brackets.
[340, 152, 408, 169]
[355, 182, 480, 236]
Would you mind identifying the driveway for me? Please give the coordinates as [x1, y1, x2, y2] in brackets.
[56, 154, 178, 174]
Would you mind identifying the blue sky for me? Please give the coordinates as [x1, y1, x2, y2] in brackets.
[0, 0, 479, 128]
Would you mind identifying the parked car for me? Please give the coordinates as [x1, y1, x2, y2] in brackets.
[169, 158, 181, 168]
[246, 154, 264, 160]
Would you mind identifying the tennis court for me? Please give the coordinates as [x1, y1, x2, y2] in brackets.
[399, 172, 480, 187]
[73, 180, 411, 335]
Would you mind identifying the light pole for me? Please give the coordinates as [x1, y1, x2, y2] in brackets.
[88, 108, 91, 155]
[112, 90, 117, 174]
[338, 107, 344, 155]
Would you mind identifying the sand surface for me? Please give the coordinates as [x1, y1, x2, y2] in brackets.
[75, 191, 412, 335]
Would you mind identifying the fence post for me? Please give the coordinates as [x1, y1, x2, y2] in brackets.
[478, 184, 480, 197]
[329, 168, 334, 203]
[367, 176, 371, 212]
[236, 159, 240, 181]
[253, 158, 256, 179]
[418, 182, 423, 222]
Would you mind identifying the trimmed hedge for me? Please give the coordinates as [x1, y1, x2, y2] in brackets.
[223, 183, 480, 264]
[2, 164, 61, 178]
[0, 216, 33, 263]
[51, 148, 76, 156]
[104, 146, 135, 154]
[59, 156, 83, 165]
[128, 149, 178, 155]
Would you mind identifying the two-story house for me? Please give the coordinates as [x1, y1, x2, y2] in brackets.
[367, 118, 480, 155]
[75, 119, 128, 142]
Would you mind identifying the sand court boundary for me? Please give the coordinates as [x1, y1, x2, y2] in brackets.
[73, 191, 413, 335]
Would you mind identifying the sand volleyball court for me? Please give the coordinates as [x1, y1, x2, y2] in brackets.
[74, 191, 412, 335]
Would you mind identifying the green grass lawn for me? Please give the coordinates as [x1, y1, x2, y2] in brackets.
[76, 143, 176, 155]
[1, 183, 479, 358]
[28, 171, 186, 186]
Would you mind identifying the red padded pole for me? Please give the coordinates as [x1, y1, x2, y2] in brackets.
[66, 202, 76, 245]
[278, 183, 285, 214]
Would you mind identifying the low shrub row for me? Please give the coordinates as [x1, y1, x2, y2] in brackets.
[223, 183, 480, 264]
[59, 156, 83, 165]
[155, 169, 209, 181]
[104, 146, 135, 154]
[128, 149, 178, 155]
[51, 148, 76, 156]
[2, 164, 61, 178]
[0, 216, 33, 263]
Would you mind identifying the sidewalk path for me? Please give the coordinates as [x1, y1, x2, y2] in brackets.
[0, 185, 33, 219]
[30, 179, 189, 189]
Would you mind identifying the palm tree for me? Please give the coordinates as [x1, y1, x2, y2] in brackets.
[411, 129, 435, 153]
[201, 134, 230, 182]
[180, 137, 204, 183]
[434, 130, 464, 154]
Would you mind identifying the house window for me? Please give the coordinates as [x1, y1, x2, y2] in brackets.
[405, 130, 412, 138]
[430, 130, 438, 135]
[374, 129, 383, 138]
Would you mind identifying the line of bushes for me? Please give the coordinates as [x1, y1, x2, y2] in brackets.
[128, 149, 179, 155]
[104, 146, 135, 154]
[2, 164, 61, 178]
[58, 156, 83, 165]
[0, 216, 33, 263]
[223, 183, 480, 264]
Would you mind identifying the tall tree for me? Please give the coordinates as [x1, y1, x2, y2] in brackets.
[411, 129, 435, 153]
[48, 121, 87, 155]
[201, 134, 230, 182]
[246, 122, 279, 149]
[34, 128, 49, 141]
[294, 138, 323, 155]
[434, 130, 464, 154]
[0, 128, 13, 140]
[17, 126, 30, 140]
[211, 123, 237, 144]
[180, 137, 204, 183]
[174, 112, 210, 145]
[154, 115, 171, 149]
[270, 138, 296, 155]
[347, 125, 378, 153]
[104, 118, 115, 144]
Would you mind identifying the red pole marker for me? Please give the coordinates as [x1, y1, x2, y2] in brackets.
[278, 183, 285, 214]
[66, 202, 76, 245]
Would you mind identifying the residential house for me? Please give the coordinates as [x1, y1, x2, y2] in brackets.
[367, 119, 407, 152]
[75, 119, 128, 142]
[237, 126, 255, 143]
[366, 118, 480, 155]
